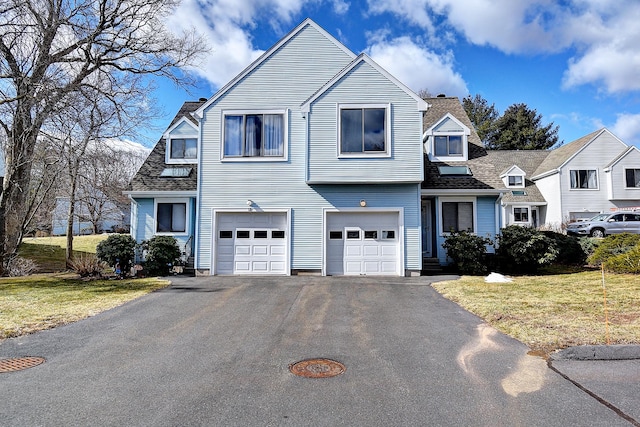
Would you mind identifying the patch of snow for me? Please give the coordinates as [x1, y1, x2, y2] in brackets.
[485, 272, 512, 283]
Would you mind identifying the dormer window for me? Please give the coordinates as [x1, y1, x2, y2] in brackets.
[169, 138, 197, 160]
[424, 113, 470, 162]
[508, 175, 523, 187]
[434, 136, 463, 157]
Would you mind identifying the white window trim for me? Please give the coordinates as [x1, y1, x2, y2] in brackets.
[220, 109, 289, 162]
[154, 198, 190, 236]
[512, 206, 531, 224]
[165, 137, 199, 164]
[507, 175, 525, 188]
[337, 103, 391, 158]
[624, 168, 640, 189]
[438, 197, 477, 235]
[569, 169, 600, 190]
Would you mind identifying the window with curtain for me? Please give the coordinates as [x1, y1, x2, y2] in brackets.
[570, 169, 598, 189]
[169, 138, 197, 160]
[340, 106, 387, 155]
[223, 112, 284, 158]
[157, 203, 187, 233]
[442, 201, 474, 233]
[625, 169, 640, 188]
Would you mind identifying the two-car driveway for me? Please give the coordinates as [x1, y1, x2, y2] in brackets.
[0, 276, 632, 426]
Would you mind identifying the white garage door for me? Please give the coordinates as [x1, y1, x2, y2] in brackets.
[216, 212, 288, 275]
[326, 212, 400, 276]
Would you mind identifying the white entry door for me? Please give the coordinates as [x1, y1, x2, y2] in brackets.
[326, 212, 400, 276]
[216, 212, 288, 275]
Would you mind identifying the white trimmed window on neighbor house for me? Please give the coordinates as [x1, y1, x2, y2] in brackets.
[570, 169, 598, 189]
[513, 206, 529, 223]
[625, 168, 640, 188]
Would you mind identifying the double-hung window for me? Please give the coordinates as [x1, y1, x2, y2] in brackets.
[625, 169, 640, 188]
[441, 201, 474, 233]
[339, 104, 390, 156]
[169, 138, 197, 160]
[570, 169, 598, 189]
[156, 201, 187, 234]
[223, 111, 286, 159]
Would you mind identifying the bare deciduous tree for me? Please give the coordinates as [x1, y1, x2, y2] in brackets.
[0, 0, 206, 273]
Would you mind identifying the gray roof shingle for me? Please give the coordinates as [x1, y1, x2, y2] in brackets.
[422, 97, 505, 191]
[485, 150, 549, 203]
[128, 100, 205, 193]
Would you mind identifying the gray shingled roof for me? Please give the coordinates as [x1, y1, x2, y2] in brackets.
[128, 101, 205, 193]
[485, 150, 549, 203]
[532, 129, 603, 178]
[422, 96, 505, 191]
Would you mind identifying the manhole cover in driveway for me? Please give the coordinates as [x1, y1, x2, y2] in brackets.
[289, 358, 345, 378]
[0, 357, 46, 373]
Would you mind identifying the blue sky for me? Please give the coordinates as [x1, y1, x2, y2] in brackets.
[145, 0, 640, 149]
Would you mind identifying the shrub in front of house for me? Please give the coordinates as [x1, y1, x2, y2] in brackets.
[139, 236, 182, 276]
[602, 245, 640, 274]
[96, 234, 136, 275]
[587, 233, 640, 268]
[541, 231, 587, 266]
[497, 225, 558, 273]
[442, 230, 493, 275]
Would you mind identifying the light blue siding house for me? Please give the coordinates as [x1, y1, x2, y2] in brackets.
[128, 19, 428, 276]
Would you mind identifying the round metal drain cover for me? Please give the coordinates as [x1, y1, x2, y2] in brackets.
[0, 357, 46, 373]
[289, 358, 345, 378]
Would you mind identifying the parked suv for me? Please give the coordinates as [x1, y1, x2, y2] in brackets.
[566, 212, 640, 237]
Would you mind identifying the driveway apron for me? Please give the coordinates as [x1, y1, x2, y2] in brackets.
[0, 276, 631, 426]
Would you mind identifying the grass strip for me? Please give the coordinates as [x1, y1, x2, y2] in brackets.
[0, 275, 169, 340]
[432, 271, 640, 355]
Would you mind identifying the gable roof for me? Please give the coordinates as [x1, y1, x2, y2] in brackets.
[422, 96, 505, 192]
[128, 100, 205, 193]
[195, 18, 356, 118]
[485, 150, 550, 203]
[605, 145, 640, 169]
[531, 128, 629, 179]
[301, 53, 429, 112]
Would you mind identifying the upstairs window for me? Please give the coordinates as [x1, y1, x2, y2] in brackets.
[508, 175, 524, 187]
[626, 169, 640, 188]
[434, 136, 463, 157]
[223, 111, 285, 159]
[339, 104, 390, 156]
[169, 138, 197, 160]
[570, 169, 598, 189]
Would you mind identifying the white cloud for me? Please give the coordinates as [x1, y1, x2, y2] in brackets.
[365, 35, 468, 97]
[332, 0, 350, 14]
[610, 113, 640, 145]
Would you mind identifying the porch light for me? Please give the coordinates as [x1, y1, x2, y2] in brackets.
[360, 199, 367, 207]
[246, 199, 253, 206]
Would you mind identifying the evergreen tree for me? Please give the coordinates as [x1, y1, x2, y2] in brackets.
[487, 103, 560, 150]
[462, 94, 499, 145]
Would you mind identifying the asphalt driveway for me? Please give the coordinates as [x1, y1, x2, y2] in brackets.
[0, 276, 633, 426]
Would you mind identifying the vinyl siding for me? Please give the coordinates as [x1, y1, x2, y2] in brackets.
[609, 149, 640, 200]
[306, 61, 423, 183]
[559, 133, 628, 221]
[434, 196, 499, 264]
[535, 174, 562, 226]
[197, 24, 360, 270]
